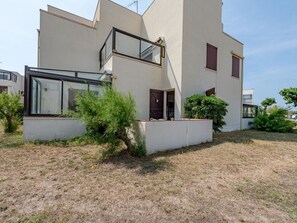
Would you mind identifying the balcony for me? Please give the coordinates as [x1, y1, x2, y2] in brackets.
[100, 28, 165, 69]
[0, 70, 17, 82]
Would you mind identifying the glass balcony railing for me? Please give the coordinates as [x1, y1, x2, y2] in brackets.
[100, 28, 165, 68]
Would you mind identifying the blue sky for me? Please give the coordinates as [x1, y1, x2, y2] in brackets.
[0, 0, 296, 107]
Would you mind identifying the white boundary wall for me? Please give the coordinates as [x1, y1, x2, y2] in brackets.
[138, 119, 213, 155]
[242, 118, 254, 130]
[23, 117, 87, 141]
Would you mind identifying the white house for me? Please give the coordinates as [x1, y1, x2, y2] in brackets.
[243, 89, 254, 105]
[0, 69, 24, 95]
[23, 0, 244, 144]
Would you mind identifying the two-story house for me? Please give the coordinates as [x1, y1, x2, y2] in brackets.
[24, 0, 244, 141]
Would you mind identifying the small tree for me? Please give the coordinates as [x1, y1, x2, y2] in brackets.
[0, 92, 23, 133]
[184, 94, 228, 132]
[253, 106, 296, 133]
[261, 98, 276, 110]
[280, 88, 297, 107]
[75, 86, 145, 156]
[253, 98, 296, 133]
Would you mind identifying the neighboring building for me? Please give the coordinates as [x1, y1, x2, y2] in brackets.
[24, 0, 244, 138]
[0, 69, 24, 95]
[242, 89, 257, 130]
[243, 89, 254, 105]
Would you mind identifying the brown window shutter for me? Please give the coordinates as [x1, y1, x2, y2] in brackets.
[206, 43, 218, 71]
[206, 88, 216, 96]
[232, 56, 240, 78]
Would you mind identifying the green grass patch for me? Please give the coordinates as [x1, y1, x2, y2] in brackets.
[289, 206, 297, 219]
[0, 130, 24, 149]
[33, 134, 104, 148]
[16, 210, 70, 223]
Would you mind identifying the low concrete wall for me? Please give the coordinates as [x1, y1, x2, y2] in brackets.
[23, 117, 87, 141]
[242, 118, 254, 130]
[138, 119, 213, 155]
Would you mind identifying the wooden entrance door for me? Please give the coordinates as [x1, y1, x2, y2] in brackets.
[150, 89, 164, 120]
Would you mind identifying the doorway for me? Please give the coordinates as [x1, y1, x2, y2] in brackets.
[149, 89, 164, 120]
[166, 91, 175, 120]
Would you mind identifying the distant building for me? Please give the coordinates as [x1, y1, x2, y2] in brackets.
[0, 69, 24, 95]
[243, 89, 254, 105]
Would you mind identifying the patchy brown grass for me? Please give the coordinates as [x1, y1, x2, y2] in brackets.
[0, 128, 296, 223]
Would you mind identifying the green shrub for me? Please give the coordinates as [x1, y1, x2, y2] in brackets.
[261, 98, 276, 110]
[75, 86, 146, 156]
[184, 94, 228, 132]
[280, 88, 297, 107]
[253, 106, 296, 133]
[0, 92, 23, 133]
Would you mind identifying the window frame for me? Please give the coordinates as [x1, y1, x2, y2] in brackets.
[232, 55, 240, 78]
[206, 43, 218, 71]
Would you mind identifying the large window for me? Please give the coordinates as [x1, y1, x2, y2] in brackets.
[63, 82, 88, 111]
[31, 77, 62, 115]
[243, 104, 258, 118]
[206, 43, 218, 71]
[25, 67, 110, 116]
[232, 56, 240, 78]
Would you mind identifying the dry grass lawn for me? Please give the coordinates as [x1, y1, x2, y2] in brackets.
[0, 127, 296, 223]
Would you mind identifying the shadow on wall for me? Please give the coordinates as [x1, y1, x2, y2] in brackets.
[100, 130, 297, 176]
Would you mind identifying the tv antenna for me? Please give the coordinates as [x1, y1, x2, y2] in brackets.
[127, 0, 139, 13]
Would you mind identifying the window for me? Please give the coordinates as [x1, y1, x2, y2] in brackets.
[232, 56, 240, 78]
[243, 94, 252, 99]
[31, 77, 62, 115]
[63, 82, 88, 111]
[243, 105, 258, 118]
[206, 43, 218, 71]
[206, 88, 216, 96]
[0, 86, 8, 93]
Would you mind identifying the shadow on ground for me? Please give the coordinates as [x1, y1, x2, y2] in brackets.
[101, 152, 174, 175]
[98, 130, 297, 175]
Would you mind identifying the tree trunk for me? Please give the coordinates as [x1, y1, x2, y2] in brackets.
[118, 130, 133, 151]
[6, 116, 13, 133]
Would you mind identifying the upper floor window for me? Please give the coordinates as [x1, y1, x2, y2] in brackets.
[232, 56, 240, 78]
[0, 72, 17, 82]
[206, 43, 217, 71]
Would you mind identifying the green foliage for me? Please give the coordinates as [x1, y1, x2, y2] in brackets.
[75, 86, 146, 156]
[253, 106, 296, 133]
[184, 94, 228, 132]
[280, 87, 297, 107]
[0, 92, 23, 133]
[261, 98, 276, 110]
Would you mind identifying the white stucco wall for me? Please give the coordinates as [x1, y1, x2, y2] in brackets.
[142, 0, 184, 119]
[139, 119, 213, 155]
[181, 0, 243, 132]
[110, 55, 162, 120]
[39, 0, 142, 73]
[23, 117, 87, 141]
[242, 118, 254, 130]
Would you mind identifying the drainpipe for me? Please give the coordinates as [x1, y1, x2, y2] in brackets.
[240, 57, 244, 130]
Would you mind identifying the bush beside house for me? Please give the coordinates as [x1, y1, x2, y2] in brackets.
[184, 94, 228, 132]
[0, 92, 23, 133]
[253, 98, 296, 133]
[75, 87, 146, 157]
